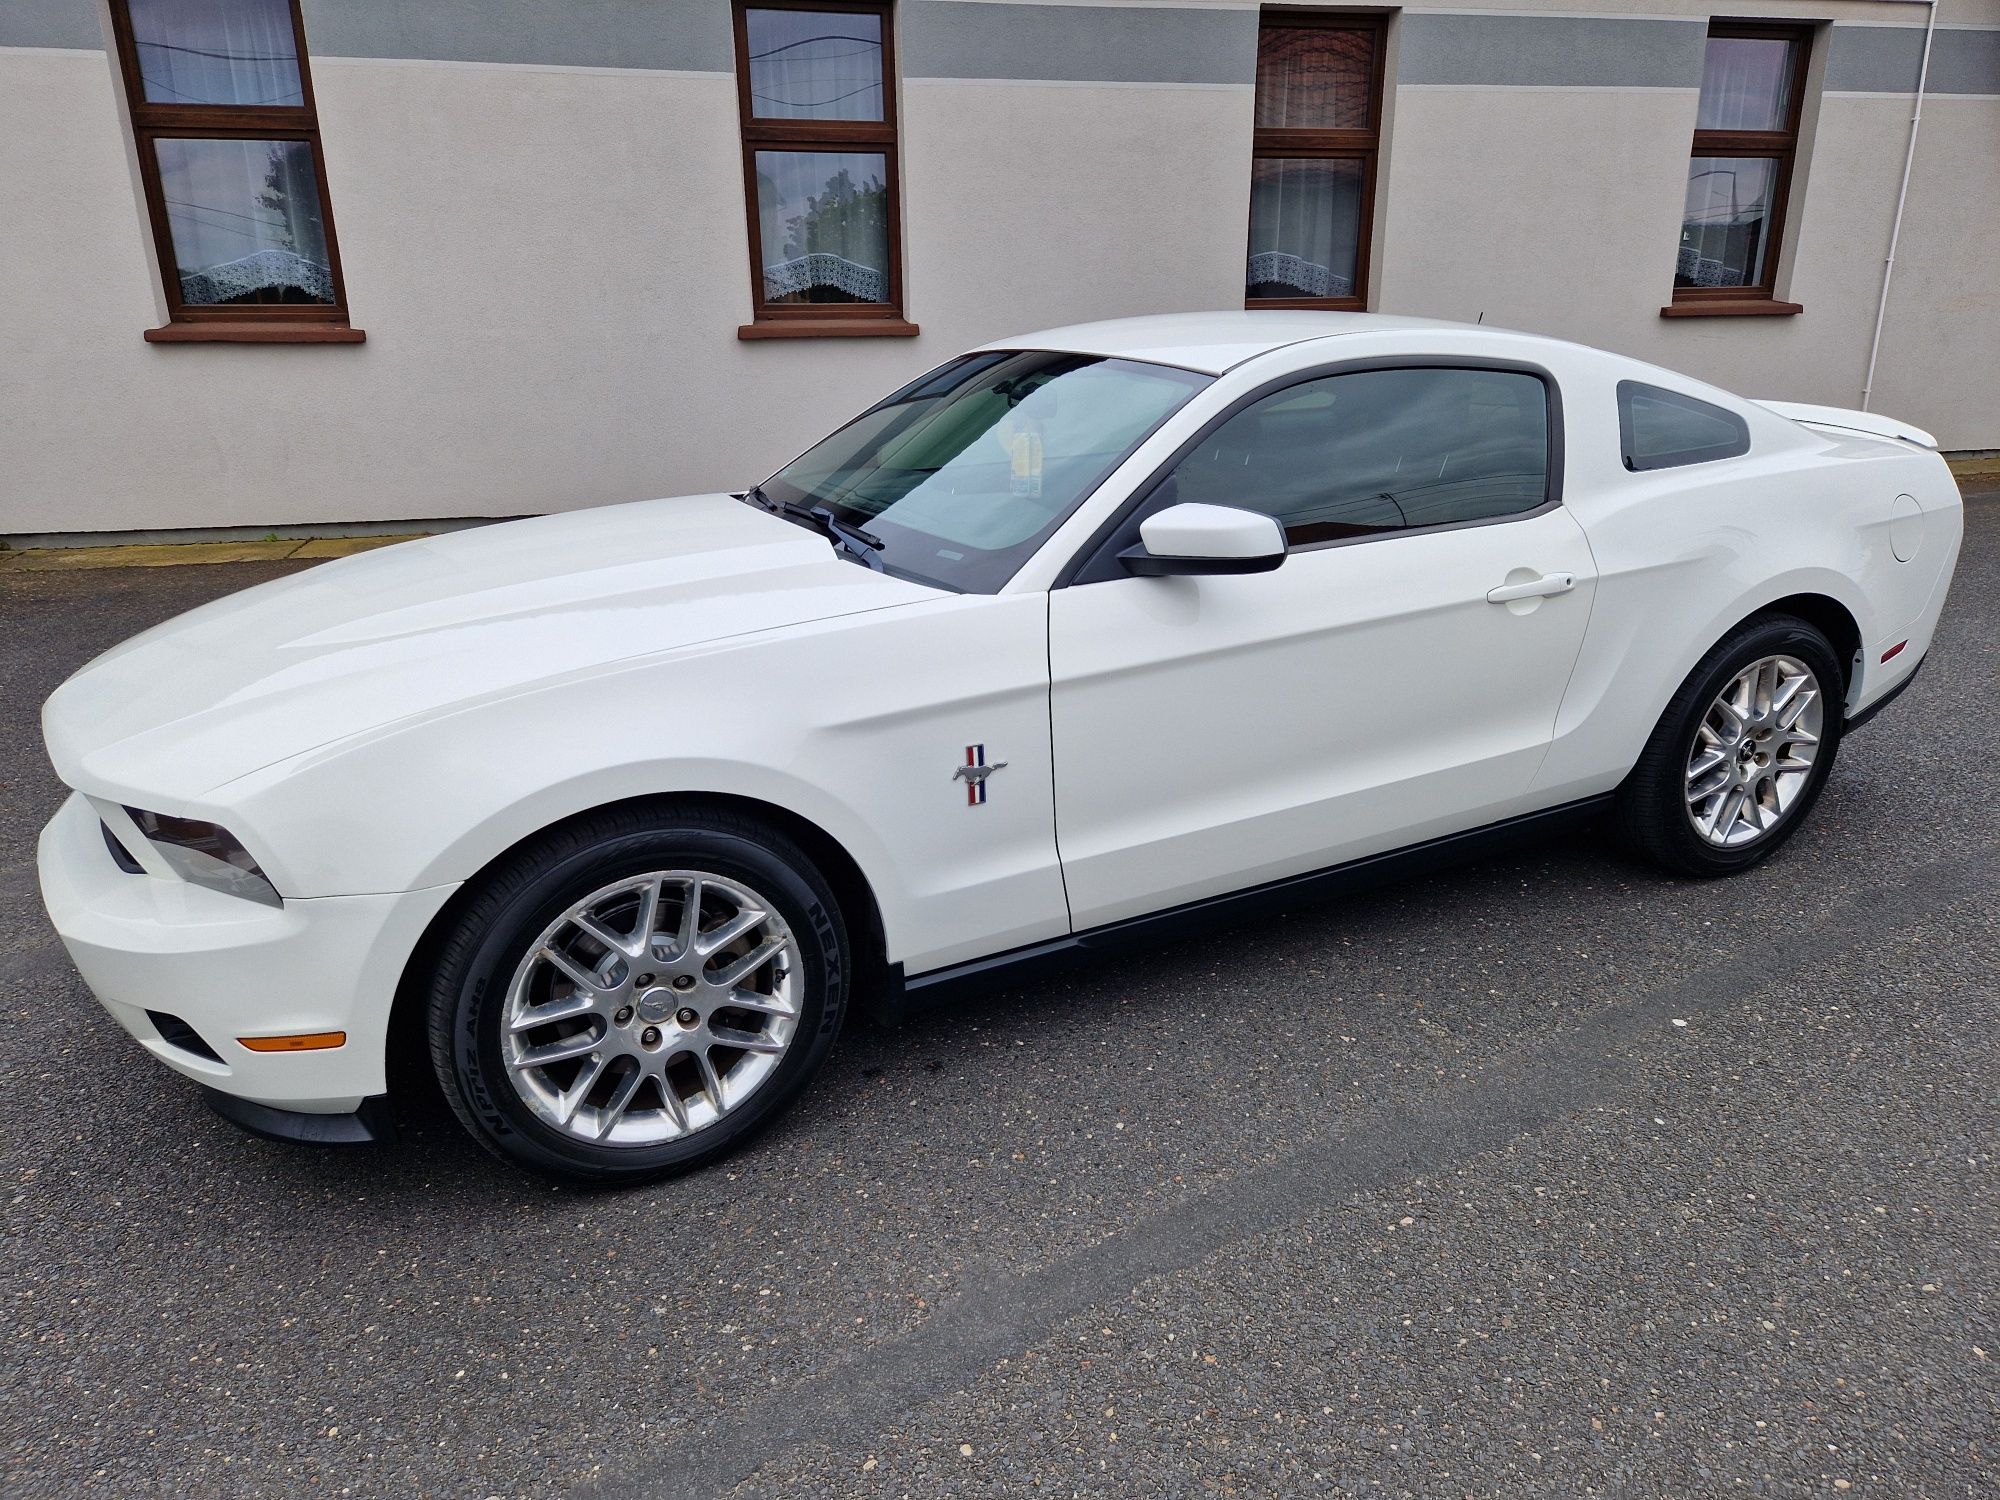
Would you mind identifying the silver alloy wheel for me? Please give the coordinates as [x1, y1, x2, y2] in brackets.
[1684, 653, 1825, 848]
[501, 870, 801, 1146]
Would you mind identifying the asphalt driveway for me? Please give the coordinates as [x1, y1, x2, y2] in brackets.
[2, 496, 1994, 1499]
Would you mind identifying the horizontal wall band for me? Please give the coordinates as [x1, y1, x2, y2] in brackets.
[298, 0, 736, 73]
[310, 54, 734, 84]
[1829, 90, 2000, 104]
[0, 45, 102, 60]
[5, 1, 1994, 97]
[1400, 22, 1995, 97]
[1398, 14, 1704, 90]
[309, 0, 1263, 86]
[1829, 22, 2000, 96]
[901, 0, 1254, 84]
[904, 74, 1249, 91]
[1398, 82, 1696, 95]
[0, 0, 98, 50]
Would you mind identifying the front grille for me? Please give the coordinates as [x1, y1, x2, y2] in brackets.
[146, 1011, 223, 1064]
[101, 821, 143, 874]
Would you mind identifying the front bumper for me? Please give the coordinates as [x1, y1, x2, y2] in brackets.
[37, 791, 457, 1115]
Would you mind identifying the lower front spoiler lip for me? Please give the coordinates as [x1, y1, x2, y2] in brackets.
[201, 1086, 398, 1145]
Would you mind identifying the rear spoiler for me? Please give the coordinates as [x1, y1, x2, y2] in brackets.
[1753, 400, 1938, 450]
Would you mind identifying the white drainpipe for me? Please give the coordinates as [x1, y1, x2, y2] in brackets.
[1860, 1, 1939, 411]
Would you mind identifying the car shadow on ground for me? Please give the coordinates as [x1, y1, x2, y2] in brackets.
[214, 819, 1629, 1206]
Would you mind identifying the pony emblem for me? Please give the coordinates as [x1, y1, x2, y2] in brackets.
[952, 745, 1008, 806]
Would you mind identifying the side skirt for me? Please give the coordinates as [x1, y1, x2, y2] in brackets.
[882, 793, 1616, 1019]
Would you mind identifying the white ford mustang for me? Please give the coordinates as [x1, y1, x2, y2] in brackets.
[38, 313, 1963, 1182]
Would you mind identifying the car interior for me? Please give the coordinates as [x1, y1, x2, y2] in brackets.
[1172, 367, 1551, 543]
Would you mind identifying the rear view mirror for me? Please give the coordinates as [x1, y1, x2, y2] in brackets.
[1120, 503, 1287, 577]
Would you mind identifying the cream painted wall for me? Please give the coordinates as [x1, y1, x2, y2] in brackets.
[899, 80, 1253, 352]
[1363, 61, 1997, 449]
[1650, 92, 1917, 425]
[1863, 93, 2000, 443]
[0, 2, 1994, 535]
[0, 49, 178, 534]
[0, 52, 905, 531]
[0, 51, 1255, 534]
[1373, 87, 1703, 347]
[1652, 92, 2000, 449]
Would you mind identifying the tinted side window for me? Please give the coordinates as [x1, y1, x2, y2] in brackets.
[1167, 367, 1551, 545]
[1618, 381, 1750, 471]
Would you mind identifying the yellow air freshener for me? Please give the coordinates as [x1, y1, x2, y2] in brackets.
[1010, 428, 1044, 499]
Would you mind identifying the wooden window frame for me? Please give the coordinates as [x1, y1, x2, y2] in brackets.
[732, 0, 916, 339]
[107, 0, 360, 343]
[1664, 20, 1812, 319]
[1243, 9, 1387, 313]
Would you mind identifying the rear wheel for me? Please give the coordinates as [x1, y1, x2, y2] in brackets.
[426, 805, 848, 1184]
[1616, 615, 1844, 876]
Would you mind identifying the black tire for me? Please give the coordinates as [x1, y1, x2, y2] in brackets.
[1615, 614, 1845, 877]
[425, 802, 848, 1185]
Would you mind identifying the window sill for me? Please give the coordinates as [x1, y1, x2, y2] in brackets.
[145, 322, 367, 344]
[737, 317, 919, 341]
[1659, 299, 1802, 320]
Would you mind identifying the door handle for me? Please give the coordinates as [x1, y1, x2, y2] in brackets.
[1486, 572, 1575, 603]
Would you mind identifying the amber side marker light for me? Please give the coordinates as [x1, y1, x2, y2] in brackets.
[1881, 640, 1908, 663]
[237, 1032, 346, 1053]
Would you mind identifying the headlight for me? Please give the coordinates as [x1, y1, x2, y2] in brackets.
[125, 808, 283, 907]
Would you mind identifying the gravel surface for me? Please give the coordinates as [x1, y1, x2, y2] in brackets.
[2, 497, 1994, 1499]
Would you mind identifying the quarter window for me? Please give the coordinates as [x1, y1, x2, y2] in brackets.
[1168, 368, 1553, 545]
[733, 2, 912, 337]
[108, 0, 358, 341]
[1672, 23, 1811, 309]
[1617, 381, 1751, 471]
[1244, 13, 1385, 310]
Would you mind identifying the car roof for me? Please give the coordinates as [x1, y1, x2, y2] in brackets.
[973, 310, 1482, 376]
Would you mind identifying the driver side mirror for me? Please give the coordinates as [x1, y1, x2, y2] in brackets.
[1119, 503, 1287, 577]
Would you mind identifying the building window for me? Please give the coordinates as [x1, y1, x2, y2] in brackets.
[1244, 12, 1385, 311]
[108, 0, 359, 342]
[1668, 22, 1811, 316]
[733, 2, 914, 339]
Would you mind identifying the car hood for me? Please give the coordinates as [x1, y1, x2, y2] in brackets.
[44, 493, 939, 802]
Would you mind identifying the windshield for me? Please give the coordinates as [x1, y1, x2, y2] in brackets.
[756, 351, 1211, 592]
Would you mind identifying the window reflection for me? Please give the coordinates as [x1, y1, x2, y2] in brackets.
[755, 151, 890, 304]
[1695, 36, 1796, 132]
[1254, 26, 1373, 130]
[1676, 156, 1775, 290]
[745, 8, 884, 121]
[154, 138, 332, 305]
[1247, 159, 1363, 301]
[1171, 368, 1549, 541]
[127, 0, 303, 106]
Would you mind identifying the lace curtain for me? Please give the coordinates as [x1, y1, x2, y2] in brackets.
[1246, 160, 1362, 300]
[156, 138, 332, 305]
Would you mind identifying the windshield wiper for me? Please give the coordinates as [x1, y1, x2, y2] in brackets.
[742, 483, 807, 523]
[743, 485, 885, 566]
[808, 505, 885, 558]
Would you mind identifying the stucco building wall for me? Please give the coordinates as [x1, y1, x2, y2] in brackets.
[1, 0, 1994, 536]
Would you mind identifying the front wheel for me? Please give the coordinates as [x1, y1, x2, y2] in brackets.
[1616, 615, 1845, 876]
[425, 805, 849, 1184]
